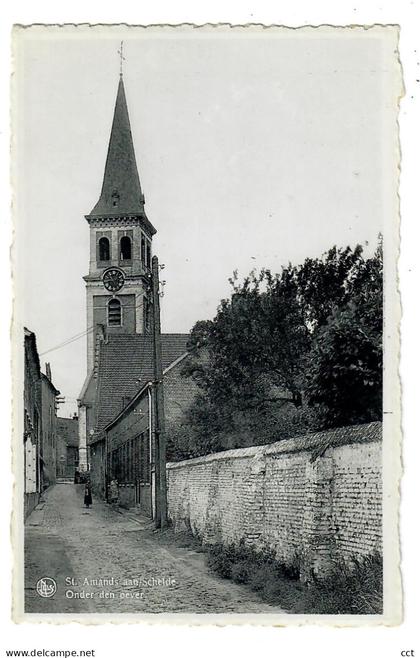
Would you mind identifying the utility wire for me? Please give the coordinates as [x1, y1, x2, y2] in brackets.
[40, 297, 146, 356]
[40, 293, 151, 357]
[40, 326, 94, 356]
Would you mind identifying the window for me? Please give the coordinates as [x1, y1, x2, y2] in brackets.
[134, 437, 140, 482]
[130, 439, 135, 482]
[124, 443, 129, 481]
[108, 298, 122, 326]
[121, 445, 125, 481]
[99, 237, 110, 261]
[118, 446, 123, 481]
[141, 236, 145, 264]
[120, 236, 132, 260]
[115, 448, 120, 481]
[112, 449, 120, 481]
[140, 433, 150, 483]
[146, 242, 151, 269]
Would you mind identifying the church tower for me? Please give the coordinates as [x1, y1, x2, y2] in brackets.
[83, 75, 156, 373]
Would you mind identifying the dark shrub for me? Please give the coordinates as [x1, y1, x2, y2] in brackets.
[231, 561, 251, 585]
[207, 543, 237, 579]
[204, 540, 382, 615]
[298, 553, 383, 614]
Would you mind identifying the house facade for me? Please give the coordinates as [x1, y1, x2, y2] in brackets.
[103, 383, 151, 514]
[38, 365, 60, 489]
[24, 329, 60, 518]
[24, 329, 42, 518]
[86, 335, 197, 505]
[97, 351, 199, 517]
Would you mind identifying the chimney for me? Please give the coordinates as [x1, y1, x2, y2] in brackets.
[45, 362, 52, 381]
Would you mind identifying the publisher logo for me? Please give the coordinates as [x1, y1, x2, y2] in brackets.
[36, 577, 57, 598]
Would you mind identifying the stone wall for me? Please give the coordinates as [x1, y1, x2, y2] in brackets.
[167, 422, 382, 579]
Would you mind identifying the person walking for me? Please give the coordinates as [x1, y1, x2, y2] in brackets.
[84, 480, 92, 508]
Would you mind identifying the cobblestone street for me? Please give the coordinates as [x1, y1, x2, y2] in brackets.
[25, 483, 281, 614]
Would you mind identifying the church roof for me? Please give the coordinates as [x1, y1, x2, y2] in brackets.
[89, 76, 146, 218]
[94, 333, 189, 435]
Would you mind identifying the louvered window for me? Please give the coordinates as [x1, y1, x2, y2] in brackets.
[108, 298, 121, 326]
[120, 236, 132, 260]
[99, 237, 110, 261]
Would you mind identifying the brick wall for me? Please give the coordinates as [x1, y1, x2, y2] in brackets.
[167, 422, 382, 579]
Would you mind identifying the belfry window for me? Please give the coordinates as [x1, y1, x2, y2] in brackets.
[99, 237, 110, 261]
[120, 236, 132, 260]
[146, 242, 151, 269]
[108, 298, 122, 326]
[141, 236, 146, 264]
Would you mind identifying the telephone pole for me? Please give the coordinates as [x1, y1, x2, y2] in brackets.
[151, 255, 168, 529]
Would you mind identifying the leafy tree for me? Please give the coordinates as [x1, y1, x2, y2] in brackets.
[172, 240, 383, 459]
[305, 241, 383, 427]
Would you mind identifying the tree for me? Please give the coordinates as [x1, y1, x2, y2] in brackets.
[305, 241, 383, 427]
[174, 240, 383, 458]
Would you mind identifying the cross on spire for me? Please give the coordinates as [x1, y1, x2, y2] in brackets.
[88, 74, 152, 219]
[117, 41, 125, 77]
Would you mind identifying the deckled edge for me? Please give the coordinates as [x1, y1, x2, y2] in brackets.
[10, 22, 404, 628]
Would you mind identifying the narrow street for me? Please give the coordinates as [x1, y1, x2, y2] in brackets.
[25, 483, 281, 614]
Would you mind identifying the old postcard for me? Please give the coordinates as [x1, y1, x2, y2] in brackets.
[12, 24, 402, 624]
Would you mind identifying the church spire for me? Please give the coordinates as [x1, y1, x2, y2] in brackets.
[89, 76, 145, 217]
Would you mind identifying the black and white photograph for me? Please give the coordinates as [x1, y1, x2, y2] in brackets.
[13, 24, 401, 623]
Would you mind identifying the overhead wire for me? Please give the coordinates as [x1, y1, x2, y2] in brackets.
[39, 326, 94, 356]
[40, 295, 148, 357]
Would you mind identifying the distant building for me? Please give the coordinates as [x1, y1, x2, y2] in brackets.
[56, 416, 79, 480]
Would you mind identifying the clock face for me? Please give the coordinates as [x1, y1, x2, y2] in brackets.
[102, 268, 125, 292]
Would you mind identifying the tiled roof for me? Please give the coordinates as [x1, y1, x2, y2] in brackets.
[266, 420, 382, 462]
[168, 421, 382, 468]
[95, 333, 189, 433]
[56, 417, 79, 447]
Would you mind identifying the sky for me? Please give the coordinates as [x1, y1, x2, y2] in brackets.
[14, 25, 400, 417]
